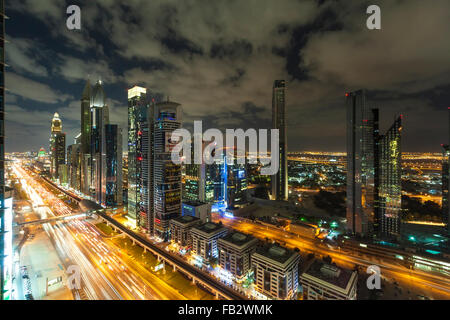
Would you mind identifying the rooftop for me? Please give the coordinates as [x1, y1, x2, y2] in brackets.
[172, 214, 200, 225]
[254, 243, 298, 265]
[302, 260, 354, 290]
[219, 231, 258, 248]
[192, 222, 226, 234]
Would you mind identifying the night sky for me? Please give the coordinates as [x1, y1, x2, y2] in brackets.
[4, 0, 450, 153]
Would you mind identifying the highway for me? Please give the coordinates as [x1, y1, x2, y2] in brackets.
[12, 163, 189, 300]
[28, 164, 249, 300]
[213, 213, 450, 299]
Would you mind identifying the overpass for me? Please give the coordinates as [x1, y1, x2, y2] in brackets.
[16, 213, 88, 227]
[96, 211, 248, 300]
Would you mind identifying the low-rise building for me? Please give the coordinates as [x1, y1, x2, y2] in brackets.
[299, 259, 358, 300]
[170, 215, 201, 247]
[190, 222, 228, 260]
[251, 243, 300, 300]
[182, 201, 212, 222]
[218, 231, 258, 279]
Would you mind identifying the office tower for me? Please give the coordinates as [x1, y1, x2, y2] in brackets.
[346, 90, 376, 237]
[251, 243, 300, 300]
[104, 124, 123, 207]
[0, 0, 6, 300]
[377, 115, 402, 238]
[153, 100, 182, 240]
[209, 150, 228, 210]
[67, 143, 82, 191]
[49, 113, 66, 180]
[80, 80, 92, 194]
[183, 138, 207, 202]
[227, 160, 248, 208]
[90, 80, 109, 204]
[442, 145, 449, 234]
[271, 80, 288, 201]
[127, 85, 149, 227]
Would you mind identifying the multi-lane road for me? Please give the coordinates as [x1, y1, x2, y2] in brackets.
[213, 212, 450, 299]
[12, 163, 190, 300]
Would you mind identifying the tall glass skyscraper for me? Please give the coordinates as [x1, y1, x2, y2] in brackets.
[271, 80, 288, 201]
[153, 100, 182, 241]
[378, 115, 402, 238]
[49, 113, 66, 181]
[127, 86, 148, 226]
[104, 124, 123, 207]
[0, 0, 6, 300]
[346, 90, 376, 237]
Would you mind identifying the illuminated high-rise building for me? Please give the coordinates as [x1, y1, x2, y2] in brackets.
[49, 113, 66, 180]
[0, 0, 8, 300]
[443, 108, 450, 236]
[377, 115, 402, 238]
[153, 100, 182, 240]
[127, 85, 149, 227]
[104, 124, 123, 207]
[80, 80, 92, 194]
[90, 80, 109, 204]
[441, 145, 449, 231]
[183, 137, 207, 203]
[67, 143, 82, 191]
[271, 80, 288, 201]
[346, 90, 375, 237]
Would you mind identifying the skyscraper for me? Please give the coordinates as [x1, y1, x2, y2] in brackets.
[441, 145, 449, 231]
[104, 124, 123, 207]
[127, 85, 149, 227]
[90, 81, 109, 204]
[67, 143, 82, 191]
[80, 80, 91, 195]
[0, 0, 6, 300]
[271, 80, 288, 201]
[377, 115, 402, 238]
[49, 113, 66, 180]
[443, 108, 450, 235]
[153, 100, 182, 241]
[346, 90, 375, 237]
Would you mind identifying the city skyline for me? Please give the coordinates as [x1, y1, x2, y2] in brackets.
[2, 1, 450, 304]
[4, 0, 450, 153]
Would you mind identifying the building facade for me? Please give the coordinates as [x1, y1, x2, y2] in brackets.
[127, 86, 148, 226]
[251, 244, 300, 300]
[443, 144, 450, 235]
[346, 90, 376, 237]
[104, 124, 123, 206]
[377, 115, 402, 238]
[190, 222, 228, 261]
[170, 215, 201, 247]
[49, 113, 66, 181]
[153, 101, 182, 240]
[217, 231, 258, 279]
[300, 260, 358, 300]
[182, 201, 211, 222]
[271, 80, 288, 201]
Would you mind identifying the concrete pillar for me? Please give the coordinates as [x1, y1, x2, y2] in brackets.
[192, 277, 196, 284]
[173, 265, 176, 272]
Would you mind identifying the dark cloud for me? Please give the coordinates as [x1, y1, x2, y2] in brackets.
[3, 0, 450, 153]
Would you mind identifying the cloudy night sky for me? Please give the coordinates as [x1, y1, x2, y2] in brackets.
[4, 0, 450, 153]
